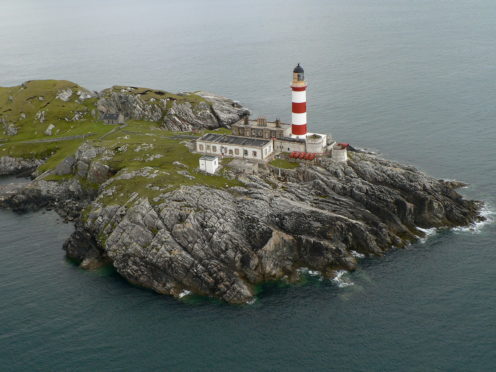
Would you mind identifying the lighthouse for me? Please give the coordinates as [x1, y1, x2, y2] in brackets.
[291, 63, 308, 138]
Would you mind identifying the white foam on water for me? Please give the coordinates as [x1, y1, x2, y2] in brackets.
[246, 298, 257, 305]
[297, 267, 323, 280]
[297, 267, 309, 274]
[416, 227, 437, 243]
[453, 205, 495, 234]
[332, 270, 354, 288]
[178, 290, 191, 299]
[307, 269, 321, 277]
[350, 250, 365, 259]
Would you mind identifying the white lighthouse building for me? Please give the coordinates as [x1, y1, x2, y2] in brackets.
[291, 63, 308, 139]
[196, 64, 334, 163]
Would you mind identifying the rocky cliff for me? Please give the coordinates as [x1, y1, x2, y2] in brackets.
[97, 87, 249, 131]
[0, 146, 483, 303]
[0, 80, 485, 304]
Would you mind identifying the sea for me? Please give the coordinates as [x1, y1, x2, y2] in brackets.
[0, 0, 495, 371]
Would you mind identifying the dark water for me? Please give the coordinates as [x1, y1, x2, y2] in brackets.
[0, 0, 495, 370]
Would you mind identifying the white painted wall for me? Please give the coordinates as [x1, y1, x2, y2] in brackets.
[196, 140, 273, 160]
[332, 148, 348, 162]
[305, 133, 327, 154]
[199, 157, 219, 173]
[274, 139, 306, 153]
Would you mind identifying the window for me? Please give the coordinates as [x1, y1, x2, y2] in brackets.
[243, 149, 248, 156]
[252, 151, 257, 157]
[235, 148, 239, 155]
[206, 145, 211, 151]
[229, 149, 233, 155]
[212, 146, 217, 152]
[199, 144, 204, 151]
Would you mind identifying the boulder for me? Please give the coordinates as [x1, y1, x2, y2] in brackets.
[44, 124, 55, 136]
[56, 88, 73, 102]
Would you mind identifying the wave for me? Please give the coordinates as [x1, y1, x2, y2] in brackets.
[246, 298, 257, 305]
[416, 227, 437, 243]
[453, 204, 495, 234]
[350, 250, 365, 259]
[332, 270, 354, 288]
[297, 267, 323, 280]
[178, 289, 191, 299]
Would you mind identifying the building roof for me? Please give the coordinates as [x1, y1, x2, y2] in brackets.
[293, 63, 304, 73]
[232, 120, 290, 130]
[198, 133, 271, 147]
[200, 155, 218, 161]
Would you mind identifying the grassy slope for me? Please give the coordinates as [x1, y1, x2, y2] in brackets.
[91, 121, 242, 206]
[0, 80, 242, 208]
[0, 80, 102, 141]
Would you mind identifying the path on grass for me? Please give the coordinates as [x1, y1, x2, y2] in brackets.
[0, 133, 95, 146]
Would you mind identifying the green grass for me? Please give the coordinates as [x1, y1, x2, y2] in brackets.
[269, 158, 300, 169]
[95, 132, 242, 206]
[0, 141, 58, 159]
[36, 139, 87, 173]
[0, 80, 98, 142]
[1, 80, 244, 207]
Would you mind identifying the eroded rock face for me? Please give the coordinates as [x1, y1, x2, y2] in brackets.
[0, 178, 89, 217]
[163, 101, 218, 131]
[53, 152, 483, 304]
[0, 156, 44, 176]
[97, 92, 163, 122]
[196, 91, 250, 127]
[96, 88, 249, 131]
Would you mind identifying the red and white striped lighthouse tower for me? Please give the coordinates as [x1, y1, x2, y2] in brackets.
[291, 63, 308, 138]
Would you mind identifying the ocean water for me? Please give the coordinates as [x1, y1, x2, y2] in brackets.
[0, 0, 495, 371]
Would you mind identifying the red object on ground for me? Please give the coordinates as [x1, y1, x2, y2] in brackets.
[338, 143, 349, 148]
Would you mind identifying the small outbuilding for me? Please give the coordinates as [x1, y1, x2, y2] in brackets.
[331, 143, 348, 162]
[199, 155, 219, 174]
[101, 113, 125, 124]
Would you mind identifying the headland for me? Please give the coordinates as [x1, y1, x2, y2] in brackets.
[0, 75, 484, 303]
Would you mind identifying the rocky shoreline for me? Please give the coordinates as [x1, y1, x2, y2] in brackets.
[0, 149, 484, 303]
[0, 80, 485, 304]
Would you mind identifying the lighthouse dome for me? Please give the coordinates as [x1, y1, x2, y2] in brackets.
[293, 64, 304, 73]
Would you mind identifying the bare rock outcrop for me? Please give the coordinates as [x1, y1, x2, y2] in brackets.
[45, 151, 482, 304]
[0, 156, 44, 176]
[96, 88, 249, 131]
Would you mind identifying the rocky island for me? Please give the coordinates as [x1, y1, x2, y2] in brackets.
[0, 79, 484, 304]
